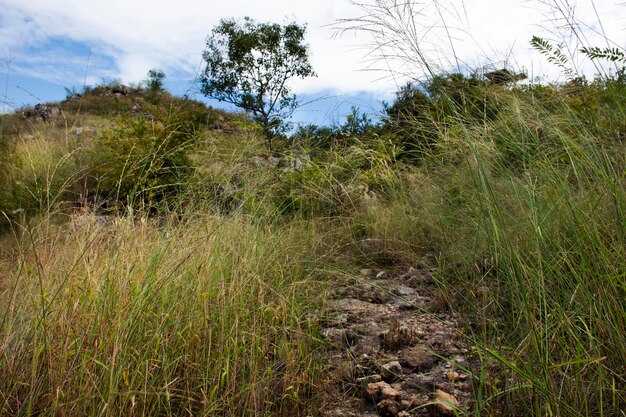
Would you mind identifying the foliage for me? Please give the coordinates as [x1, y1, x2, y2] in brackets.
[0, 214, 324, 416]
[63, 86, 80, 98]
[382, 82, 439, 158]
[580, 46, 626, 63]
[201, 17, 315, 137]
[146, 68, 166, 92]
[530, 35, 575, 78]
[341, 106, 375, 136]
[382, 74, 504, 160]
[89, 116, 194, 208]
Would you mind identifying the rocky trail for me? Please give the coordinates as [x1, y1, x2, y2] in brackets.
[319, 267, 473, 417]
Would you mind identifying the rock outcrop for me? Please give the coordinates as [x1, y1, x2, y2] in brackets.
[23, 104, 59, 122]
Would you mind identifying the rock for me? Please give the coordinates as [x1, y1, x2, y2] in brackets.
[75, 127, 83, 136]
[269, 157, 282, 167]
[394, 286, 417, 297]
[320, 328, 358, 347]
[321, 409, 358, 417]
[455, 382, 471, 392]
[402, 394, 427, 410]
[344, 329, 359, 346]
[364, 382, 399, 402]
[402, 374, 439, 390]
[329, 298, 377, 313]
[445, 371, 461, 382]
[251, 156, 266, 167]
[23, 104, 59, 122]
[428, 332, 446, 350]
[380, 384, 400, 401]
[399, 347, 439, 371]
[351, 284, 391, 304]
[376, 271, 389, 279]
[353, 321, 383, 335]
[376, 399, 401, 417]
[453, 356, 468, 367]
[398, 269, 433, 285]
[357, 374, 382, 384]
[111, 83, 129, 95]
[432, 390, 460, 415]
[380, 361, 403, 382]
[65, 93, 82, 102]
[355, 335, 382, 354]
[319, 247, 471, 417]
[251, 155, 282, 168]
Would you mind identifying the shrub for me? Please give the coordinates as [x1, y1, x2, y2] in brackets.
[146, 68, 166, 92]
[88, 116, 194, 209]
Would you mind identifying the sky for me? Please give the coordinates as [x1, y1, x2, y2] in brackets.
[1, 0, 624, 126]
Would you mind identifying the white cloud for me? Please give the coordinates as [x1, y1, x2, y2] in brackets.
[0, 0, 624, 97]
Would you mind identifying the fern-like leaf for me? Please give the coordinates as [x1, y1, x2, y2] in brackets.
[580, 46, 626, 63]
[530, 36, 574, 78]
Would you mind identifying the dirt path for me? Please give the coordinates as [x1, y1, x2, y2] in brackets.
[319, 267, 473, 417]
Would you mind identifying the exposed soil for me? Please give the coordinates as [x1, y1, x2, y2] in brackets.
[319, 267, 473, 417]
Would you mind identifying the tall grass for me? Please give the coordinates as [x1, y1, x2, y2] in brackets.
[0, 212, 328, 416]
[358, 84, 626, 415]
[461, 95, 626, 416]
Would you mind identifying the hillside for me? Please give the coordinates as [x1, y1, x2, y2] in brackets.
[0, 74, 625, 417]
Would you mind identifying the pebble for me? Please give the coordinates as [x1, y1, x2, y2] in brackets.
[433, 389, 460, 415]
[445, 370, 461, 381]
[395, 286, 417, 297]
[376, 399, 400, 417]
[360, 268, 374, 277]
[399, 347, 439, 371]
[357, 374, 382, 384]
[380, 361, 403, 382]
[365, 381, 400, 402]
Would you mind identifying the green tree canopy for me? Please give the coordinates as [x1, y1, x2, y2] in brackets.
[200, 17, 315, 136]
[146, 68, 166, 92]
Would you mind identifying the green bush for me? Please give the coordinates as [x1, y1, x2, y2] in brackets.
[383, 75, 505, 160]
[271, 137, 401, 218]
[89, 116, 194, 209]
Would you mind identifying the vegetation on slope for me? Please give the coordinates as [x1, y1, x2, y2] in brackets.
[1, 58, 625, 417]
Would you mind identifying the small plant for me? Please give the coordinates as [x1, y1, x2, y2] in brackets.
[63, 86, 81, 98]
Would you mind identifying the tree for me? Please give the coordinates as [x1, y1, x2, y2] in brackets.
[200, 17, 315, 137]
[146, 68, 166, 92]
